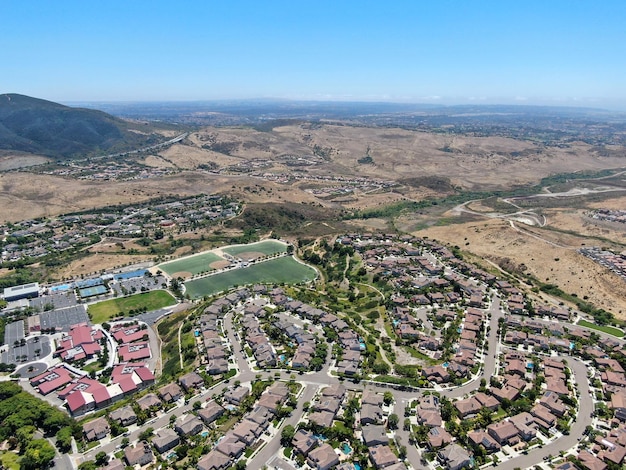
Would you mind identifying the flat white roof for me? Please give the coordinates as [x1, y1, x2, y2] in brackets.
[4, 282, 39, 295]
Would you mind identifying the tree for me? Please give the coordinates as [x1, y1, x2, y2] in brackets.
[95, 451, 108, 466]
[20, 439, 55, 470]
[55, 426, 73, 453]
[383, 391, 394, 406]
[281, 425, 295, 447]
[138, 427, 154, 441]
[387, 413, 399, 430]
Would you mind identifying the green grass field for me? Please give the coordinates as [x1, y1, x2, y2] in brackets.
[159, 252, 225, 276]
[184, 256, 316, 298]
[222, 240, 287, 257]
[577, 319, 624, 338]
[88, 290, 177, 323]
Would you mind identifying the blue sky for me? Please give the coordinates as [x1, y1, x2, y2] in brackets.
[2, 1, 626, 108]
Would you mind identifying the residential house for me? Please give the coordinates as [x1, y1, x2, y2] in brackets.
[197, 450, 231, 470]
[215, 433, 246, 458]
[109, 405, 137, 427]
[487, 420, 520, 446]
[175, 414, 203, 436]
[232, 419, 262, 446]
[307, 443, 340, 470]
[292, 429, 317, 456]
[136, 393, 161, 411]
[437, 443, 472, 470]
[309, 410, 335, 428]
[224, 387, 249, 406]
[83, 417, 110, 441]
[152, 428, 180, 454]
[369, 444, 398, 469]
[362, 390, 384, 407]
[198, 401, 225, 425]
[179, 371, 204, 392]
[361, 404, 384, 425]
[509, 412, 537, 441]
[468, 430, 500, 452]
[428, 426, 453, 449]
[158, 382, 183, 403]
[454, 397, 481, 418]
[124, 441, 153, 467]
[362, 425, 388, 447]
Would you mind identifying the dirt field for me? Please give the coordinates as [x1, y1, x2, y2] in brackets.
[171, 271, 192, 280]
[53, 253, 151, 280]
[210, 260, 231, 269]
[4, 124, 626, 318]
[2, 124, 626, 223]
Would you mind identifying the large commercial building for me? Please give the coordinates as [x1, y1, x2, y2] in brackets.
[3, 282, 40, 302]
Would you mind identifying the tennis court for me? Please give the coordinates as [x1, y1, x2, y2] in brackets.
[79, 285, 109, 298]
[184, 256, 317, 298]
[159, 252, 226, 277]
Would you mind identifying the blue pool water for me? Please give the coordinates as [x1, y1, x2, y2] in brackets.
[201, 431, 209, 437]
[354, 464, 362, 470]
[50, 284, 72, 292]
[194, 331, 200, 337]
[527, 362, 534, 369]
[279, 354, 286, 362]
[342, 443, 352, 454]
[167, 452, 177, 460]
[314, 434, 327, 441]
[442, 361, 449, 367]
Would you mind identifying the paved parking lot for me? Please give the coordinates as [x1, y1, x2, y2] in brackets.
[40, 305, 89, 331]
[111, 275, 167, 296]
[1, 336, 51, 364]
[30, 292, 79, 311]
[3, 320, 25, 345]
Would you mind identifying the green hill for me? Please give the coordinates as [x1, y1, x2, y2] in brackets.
[0, 93, 166, 159]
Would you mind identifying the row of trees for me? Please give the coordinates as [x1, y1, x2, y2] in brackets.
[0, 381, 80, 468]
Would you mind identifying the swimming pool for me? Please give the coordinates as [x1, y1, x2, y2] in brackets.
[342, 443, 352, 454]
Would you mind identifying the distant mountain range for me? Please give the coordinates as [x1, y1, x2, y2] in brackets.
[0, 94, 166, 159]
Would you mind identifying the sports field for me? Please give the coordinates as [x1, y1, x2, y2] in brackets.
[159, 252, 226, 277]
[88, 290, 177, 323]
[184, 256, 317, 299]
[222, 240, 287, 257]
